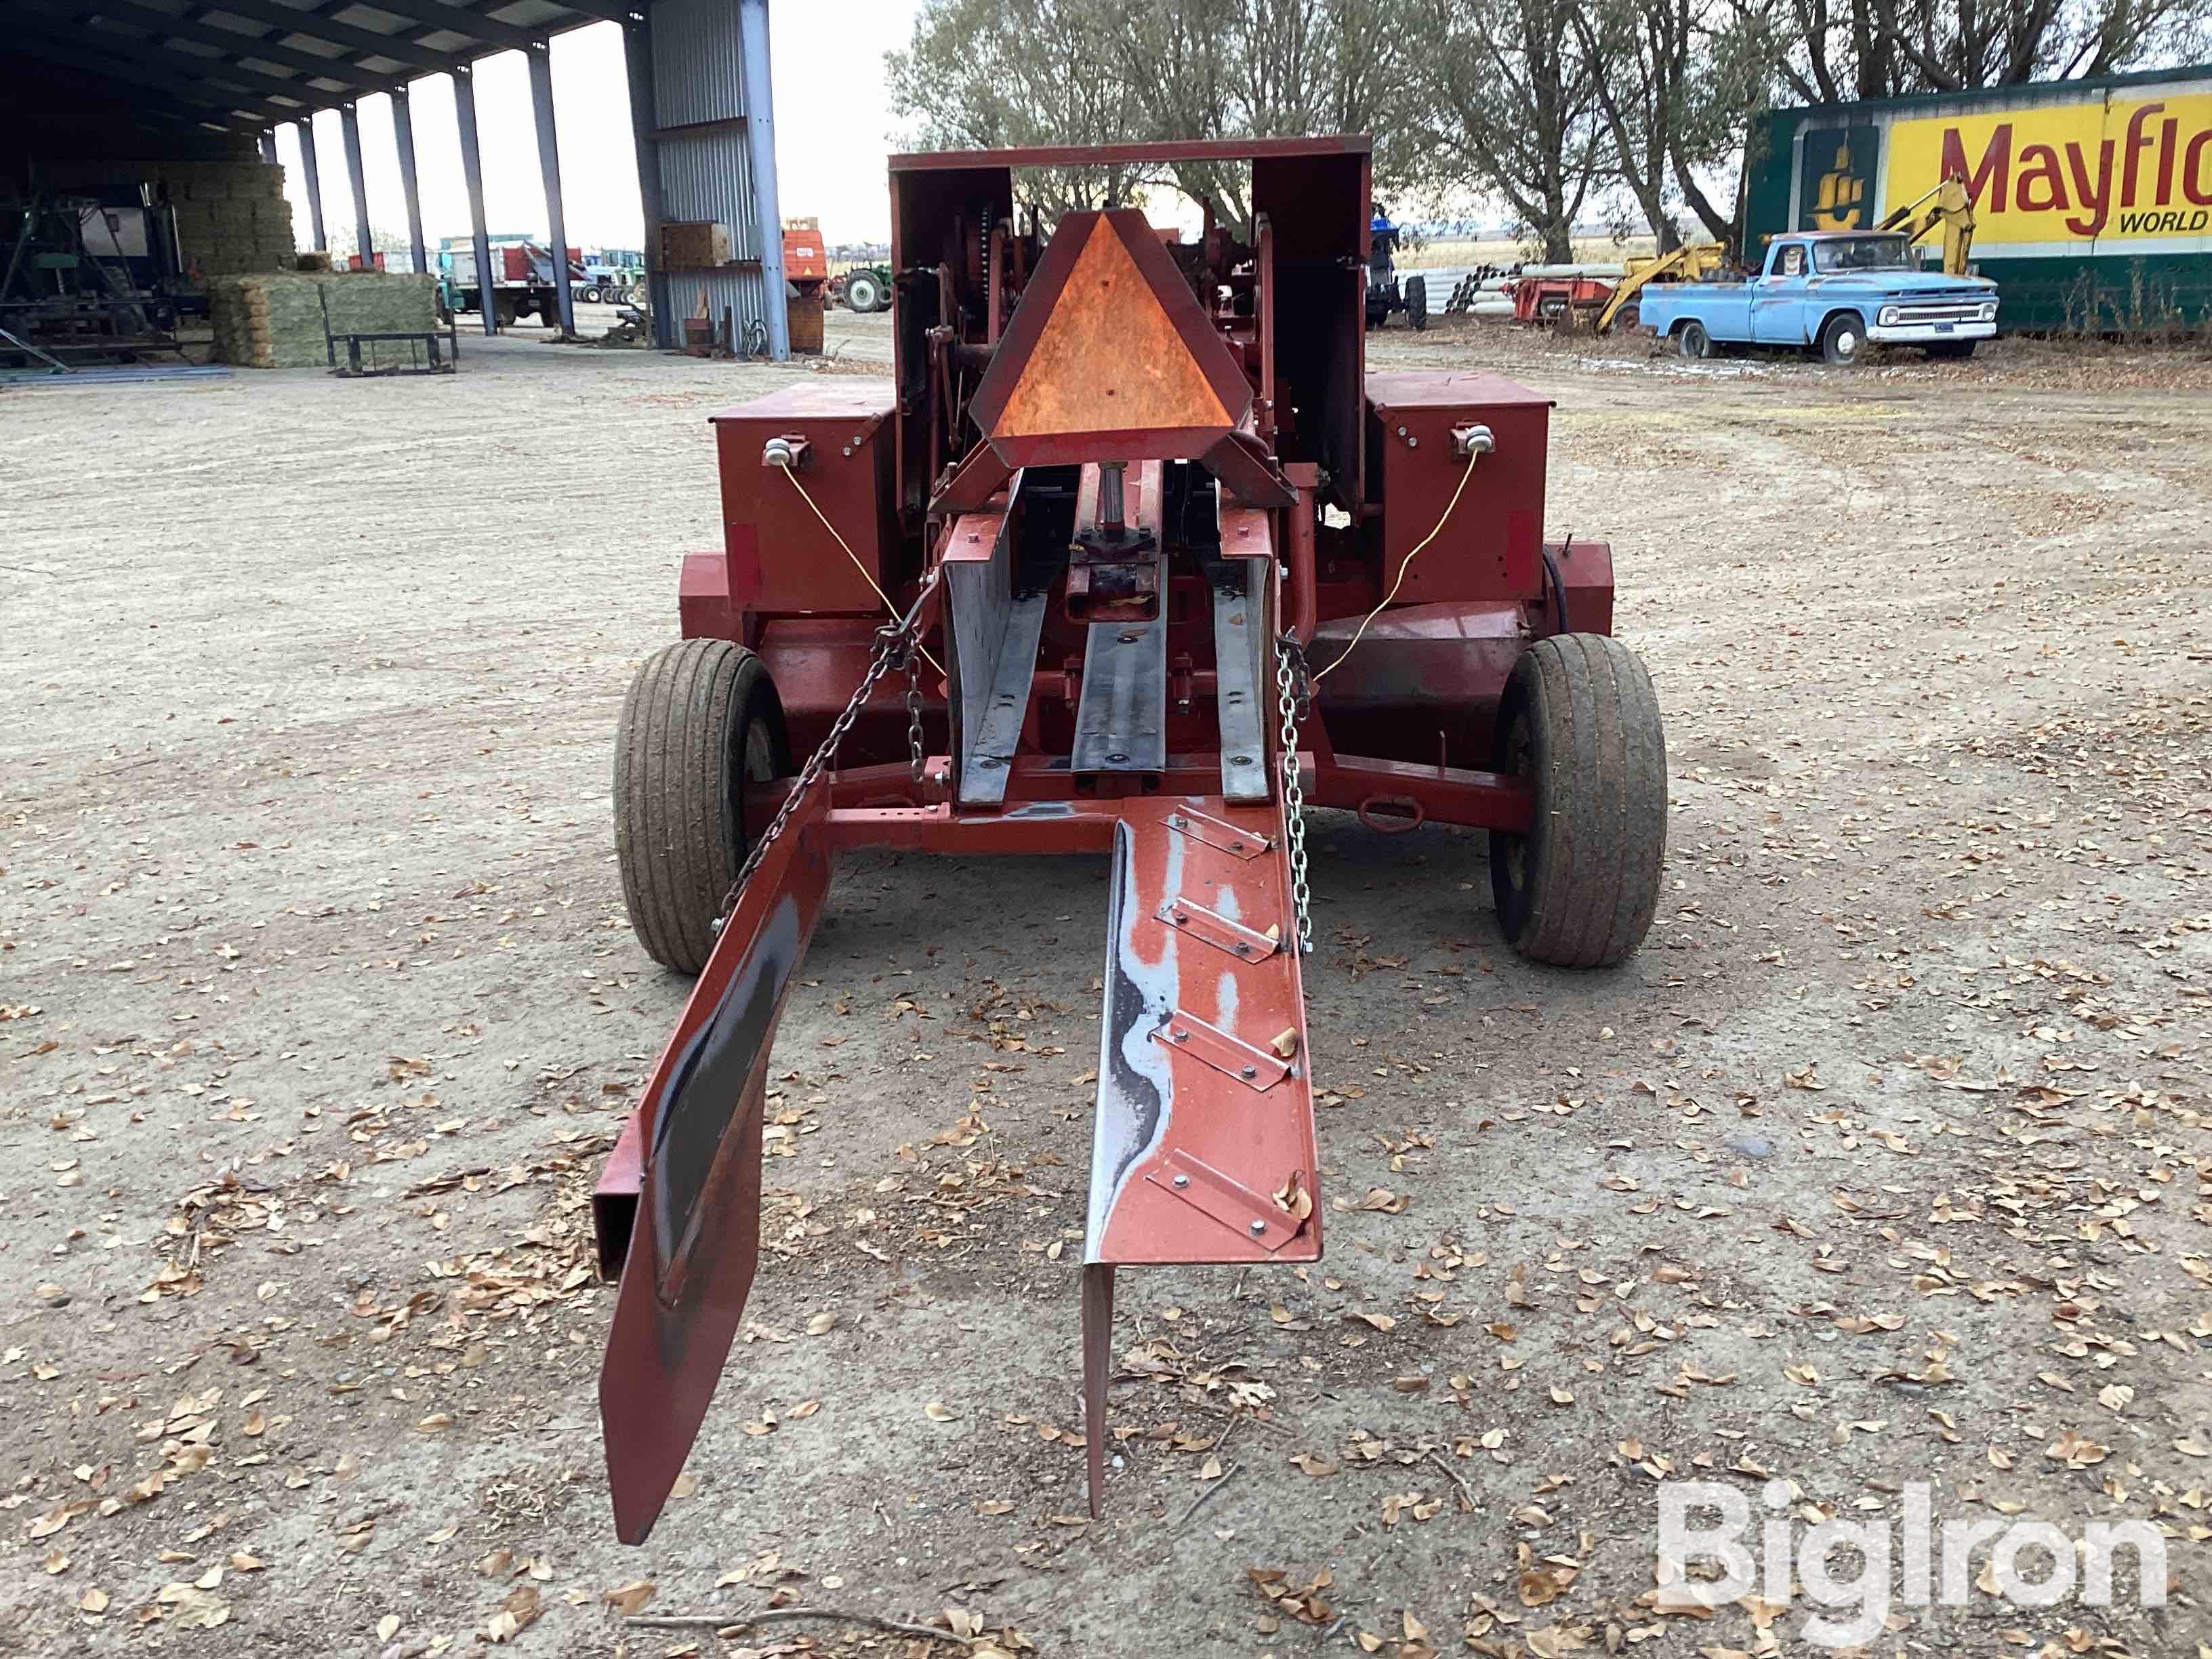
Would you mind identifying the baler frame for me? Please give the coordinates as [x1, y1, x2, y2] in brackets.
[592, 134, 1667, 1544]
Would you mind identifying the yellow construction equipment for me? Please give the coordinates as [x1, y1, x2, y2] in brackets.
[1878, 174, 1976, 276]
[1596, 241, 1727, 333]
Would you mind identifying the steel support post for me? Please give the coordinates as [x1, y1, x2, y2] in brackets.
[451, 65, 497, 337]
[526, 45, 575, 339]
[339, 101, 373, 269]
[621, 14, 672, 348]
[259, 128, 279, 166]
[736, 0, 787, 361]
[390, 85, 429, 275]
[295, 118, 327, 253]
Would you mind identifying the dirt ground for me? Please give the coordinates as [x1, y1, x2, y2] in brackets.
[3, 310, 2208, 1659]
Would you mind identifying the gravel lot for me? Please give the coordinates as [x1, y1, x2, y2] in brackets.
[3, 312, 2208, 1659]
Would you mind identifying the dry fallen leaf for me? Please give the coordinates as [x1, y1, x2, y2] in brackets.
[602, 1579, 656, 1616]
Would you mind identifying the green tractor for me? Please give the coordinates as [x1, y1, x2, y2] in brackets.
[836, 262, 893, 312]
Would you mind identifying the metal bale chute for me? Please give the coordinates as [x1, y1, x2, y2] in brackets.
[592, 134, 1667, 1542]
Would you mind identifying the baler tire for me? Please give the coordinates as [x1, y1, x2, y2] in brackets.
[613, 638, 792, 975]
[1488, 634, 1667, 968]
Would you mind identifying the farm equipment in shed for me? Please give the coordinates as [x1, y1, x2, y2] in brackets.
[590, 135, 1667, 1544]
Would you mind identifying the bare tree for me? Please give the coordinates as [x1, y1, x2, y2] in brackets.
[1405, 0, 1603, 260]
[1764, 0, 2209, 101]
[886, 0, 1154, 216]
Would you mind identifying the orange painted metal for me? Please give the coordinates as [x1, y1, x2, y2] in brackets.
[970, 210, 1251, 467]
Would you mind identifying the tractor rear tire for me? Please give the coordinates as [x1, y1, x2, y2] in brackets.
[845, 272, 881, 312]
[1488, 634, 1667, 968]
[613, 638, 792, 975]
[1406, 274, 1428, 331]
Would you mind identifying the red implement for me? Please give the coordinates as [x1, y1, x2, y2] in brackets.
[593, 132, 1668, 1543]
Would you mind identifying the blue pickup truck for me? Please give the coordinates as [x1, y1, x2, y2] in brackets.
[1638, 231, 1999, 366]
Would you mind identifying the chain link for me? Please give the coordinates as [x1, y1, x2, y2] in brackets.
[1274, 632, 1314, 955]
[905, 651, 926, 787]
[716, 615, 921, 926]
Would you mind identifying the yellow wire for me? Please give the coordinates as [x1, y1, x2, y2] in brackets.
[1311, 451, 1480, 684]
[775, 462, 945, 677]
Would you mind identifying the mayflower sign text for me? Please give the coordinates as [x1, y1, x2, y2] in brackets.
[1890, 92, 2212, 251]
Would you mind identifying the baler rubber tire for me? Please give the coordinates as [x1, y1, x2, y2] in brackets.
[613, 638, 792, 975]
[1488, 634, 1666, 968]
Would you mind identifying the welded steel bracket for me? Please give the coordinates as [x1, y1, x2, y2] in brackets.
[1155, 894, 1281, 963]
[1151, 1011, 1290, 1091]
[1144, 1149, 1300, 1254]
[1164, 807, 1269, 859]
[1211, 562, 1271, 802]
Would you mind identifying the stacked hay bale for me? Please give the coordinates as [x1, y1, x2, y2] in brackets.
[159, 159, 298, 280]
[208, 272, 441, 369]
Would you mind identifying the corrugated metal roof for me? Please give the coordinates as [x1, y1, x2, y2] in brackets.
[8, 0, 632, 133]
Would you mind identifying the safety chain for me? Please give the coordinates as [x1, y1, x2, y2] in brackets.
[1274, 632, 1314, 955]
[905, 652, 926, 787]
[716, 615, 922, 926]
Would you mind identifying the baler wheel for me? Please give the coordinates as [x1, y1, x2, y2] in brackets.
[613, 639, 792, 975]
[1489, 634, 1666, 968]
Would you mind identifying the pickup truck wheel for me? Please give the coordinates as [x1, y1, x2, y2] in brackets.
[1676, 320, 1712, 360]
[614, 639, 792, 975]
[1489, 635, 1668, 968]
[1820, 313, 1864, 366]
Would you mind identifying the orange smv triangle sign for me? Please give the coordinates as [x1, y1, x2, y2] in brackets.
[972, 209, 1251, 466]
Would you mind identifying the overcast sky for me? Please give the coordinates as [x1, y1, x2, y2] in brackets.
[280, 2, 923, 257]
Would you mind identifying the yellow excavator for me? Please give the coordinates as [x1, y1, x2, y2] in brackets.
[1597, 175, 1977, 334]
[1876, 173, 1978, 276]
[1595, 241, 1727, 333]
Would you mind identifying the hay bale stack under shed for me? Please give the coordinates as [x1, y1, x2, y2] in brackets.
[208, 272, 441, 369]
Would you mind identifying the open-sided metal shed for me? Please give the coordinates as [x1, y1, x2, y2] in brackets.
[0, 0, 788, 354]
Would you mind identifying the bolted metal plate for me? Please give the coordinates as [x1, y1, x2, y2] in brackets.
[1163, 806, 1269, 861]
[1155, 894, 1281, 963]
[1144, 1149, 1298, 1254]
[1151, 1010, 1290, 1092]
